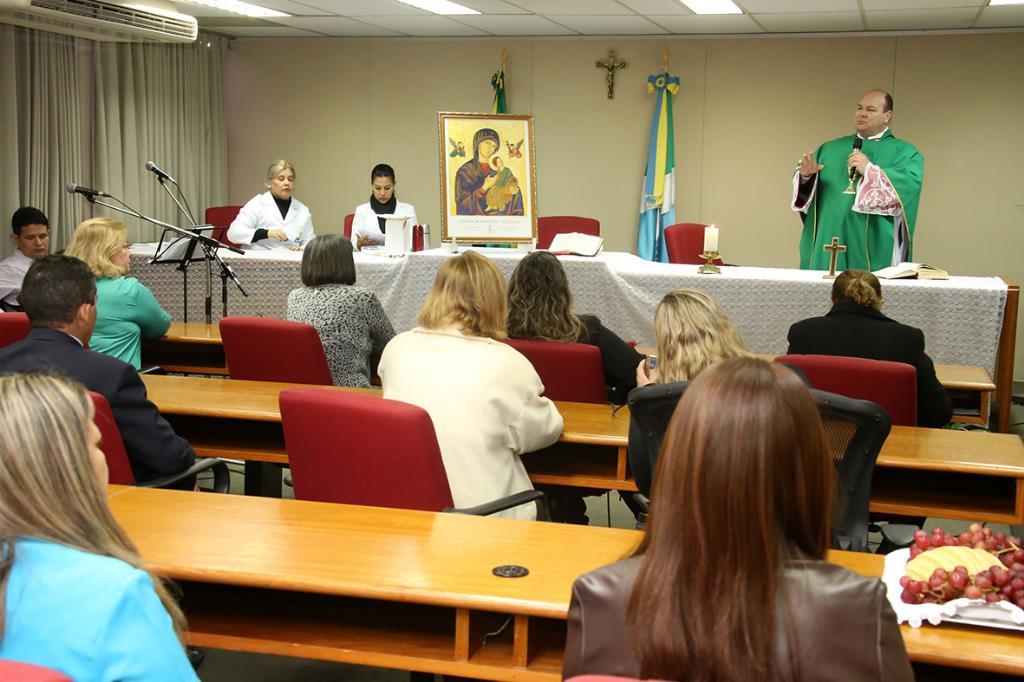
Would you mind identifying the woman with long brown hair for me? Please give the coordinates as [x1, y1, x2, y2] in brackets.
[0, 373, 197, 679]
[564, 357, 911, 681]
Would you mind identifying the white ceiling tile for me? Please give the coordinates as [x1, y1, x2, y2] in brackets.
[738, 0, 858, 11]
[356, 14, 490, 35]
[216, 25, 325, 35]
[453, 14, 579, 33]
[975, 5, 1024, 28]
[616, 0, 693, 13]
[547, 14, 668, 33]
[513, 0, 634, 15]
[287, 0, 427, 15]
[647, 13, 762, 33]
[862, 0, 984, 8]
[273, 16, 404, 35]
[456, 0, 531, 12]
[865, 8, 979, 30]
[754, 11, 864, 32]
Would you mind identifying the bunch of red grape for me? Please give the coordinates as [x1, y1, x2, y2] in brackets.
[899, 525, 1024, 607]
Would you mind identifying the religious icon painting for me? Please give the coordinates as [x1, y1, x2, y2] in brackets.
[437, 112, 538, 243]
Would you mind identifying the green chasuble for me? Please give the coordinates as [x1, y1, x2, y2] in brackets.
[797, 131, 923, 271]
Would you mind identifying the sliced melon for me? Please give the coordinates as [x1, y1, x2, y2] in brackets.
[905, 546, 1002, 581]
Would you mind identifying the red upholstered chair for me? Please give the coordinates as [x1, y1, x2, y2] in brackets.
[0, 661, 72, 682]
[344, 213, 354, 240]
[204, 205, 243, 247]
[775, 354, 918, 426]
[279, 388, 542, 515]
[664, 223, 723, 265]
[504, 338, 607, 404]
[0, 312, 31, 347]
[89, 392, 229, 491]
[219, 316, 333, 385]
[537, 216, 600, 250]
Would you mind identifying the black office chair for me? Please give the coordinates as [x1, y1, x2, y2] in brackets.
[627, 382, 888, 552]
[810, 388, 891, 552]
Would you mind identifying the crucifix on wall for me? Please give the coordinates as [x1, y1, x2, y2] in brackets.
[595, 50, 627, 99]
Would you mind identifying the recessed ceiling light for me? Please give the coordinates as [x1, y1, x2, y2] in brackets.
[395, 0, 480, 15]
[679, 0, 743, 14]
[175, 0, 290, 18]
[988, 0, 1024, 5]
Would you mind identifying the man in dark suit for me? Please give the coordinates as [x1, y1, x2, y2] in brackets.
[787, 269, 953, 428]
[0, 255, 195, 482]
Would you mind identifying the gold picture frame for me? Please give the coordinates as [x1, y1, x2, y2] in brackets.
[438, 112, 538, 243]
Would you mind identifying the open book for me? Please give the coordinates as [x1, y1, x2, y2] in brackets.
[547, 232, 603, 257]
[873, 262, 949, 280]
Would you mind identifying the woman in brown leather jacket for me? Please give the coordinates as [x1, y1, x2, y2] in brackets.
[563, 357, 913, 681]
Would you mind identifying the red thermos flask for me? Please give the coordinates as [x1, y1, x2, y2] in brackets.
[412, 224, 424, 252]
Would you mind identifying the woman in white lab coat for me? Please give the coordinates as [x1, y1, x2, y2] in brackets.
[351, 163, 417, 251]
[228, 159, 315, 249]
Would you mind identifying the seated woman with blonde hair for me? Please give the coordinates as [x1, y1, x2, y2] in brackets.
[564, 358, 913, 681]
[65, 217, 171, 369]
[787, 268, 952, 428]
[637, 288, 750, 386]
[378, 251, 562, 520]
[0, 373, 197, 679]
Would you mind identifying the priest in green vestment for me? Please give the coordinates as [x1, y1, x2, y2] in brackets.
[792, 90, 923, 271]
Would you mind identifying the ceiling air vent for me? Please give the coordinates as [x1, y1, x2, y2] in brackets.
[0, 0, 198, 42]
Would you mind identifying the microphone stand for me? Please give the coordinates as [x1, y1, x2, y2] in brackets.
[153, 174, 249, 322]
[81, 192, 242, 325]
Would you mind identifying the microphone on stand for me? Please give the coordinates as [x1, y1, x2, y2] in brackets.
[849, 137, 863, 181]
[145, 161, 177, 185]
[65, 183, 110, 199]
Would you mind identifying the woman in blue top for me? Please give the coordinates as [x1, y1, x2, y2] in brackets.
[0, 373, 197, 681]
[66, 218, 171, 368]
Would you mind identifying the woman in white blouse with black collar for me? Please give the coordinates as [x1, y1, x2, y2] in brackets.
[351, 163, 417, 251]
[228, 159, 315, 250]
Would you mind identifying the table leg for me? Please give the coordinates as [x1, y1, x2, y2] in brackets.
[244, 461, 282, 498]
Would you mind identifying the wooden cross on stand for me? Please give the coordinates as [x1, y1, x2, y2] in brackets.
[596, 50, 627, 99]
[823, 237, 847, 279]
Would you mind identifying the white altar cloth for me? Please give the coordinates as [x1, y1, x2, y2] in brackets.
[129, 245, 1007, 376]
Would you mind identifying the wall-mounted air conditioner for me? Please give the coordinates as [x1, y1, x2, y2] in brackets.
[0, 0, 198, 42]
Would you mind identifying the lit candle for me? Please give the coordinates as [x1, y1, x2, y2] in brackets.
[703, 224, 719, 253]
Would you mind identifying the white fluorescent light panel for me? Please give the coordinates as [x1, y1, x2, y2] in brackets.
[679, 0, 743, 14]
[988, 0, 1024, 5]
[395, 0, 481, 15]
[177, 0, 290, 18]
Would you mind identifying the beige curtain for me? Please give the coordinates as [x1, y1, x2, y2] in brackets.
[0, 26, 227, 255]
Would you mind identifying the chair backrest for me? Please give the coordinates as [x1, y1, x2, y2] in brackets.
[0, 312, 31, 347]
[809, 387, 890, 552]
[279, 388, 455, 511]
[204, 205, 243, 247]
[89, 391, 137, 485]
[0, 661, 72, 682]
[504, 338, 607, 404]
[776, 354, 917, 426]
[626, 381, 690, 497]
[664, 222, 723, 265]
[343, 213, 354, 239]
[536, 216, 600, 250]
[220, 316, 333, 385]
[627, 381, 888, 552]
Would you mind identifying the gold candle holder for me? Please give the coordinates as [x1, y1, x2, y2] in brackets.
[698, 251, 721, 274]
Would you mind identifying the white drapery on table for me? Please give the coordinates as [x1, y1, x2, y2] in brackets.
[129, 245, 1008, 377]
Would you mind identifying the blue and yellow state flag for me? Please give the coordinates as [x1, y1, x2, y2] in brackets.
[491, 66, 507, 114]
[637, 72, 679, 262]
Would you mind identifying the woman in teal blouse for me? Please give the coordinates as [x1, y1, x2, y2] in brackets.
[66, 218, 171, 368]
[0, 373, 197, 680]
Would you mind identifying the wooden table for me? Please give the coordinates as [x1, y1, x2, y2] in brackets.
[107, 485, 1024, 679]
[143, 375, 1024, 523]
[148, 324, 1001, 429]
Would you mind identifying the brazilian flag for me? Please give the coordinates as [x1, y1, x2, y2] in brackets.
[491, 67, 507, 114]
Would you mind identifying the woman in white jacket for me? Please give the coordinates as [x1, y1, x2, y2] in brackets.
[228, 159, 315, 249]
[379, 251, 562, 521]
[351, 163, 417, 251]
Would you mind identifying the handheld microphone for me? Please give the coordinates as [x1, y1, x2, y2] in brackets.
[850, 137, 863, 181]
[65, 183, 109, 198]
[145, 161, 176, 185]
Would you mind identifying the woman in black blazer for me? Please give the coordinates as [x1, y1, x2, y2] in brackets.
[787, 269, 952, 428]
